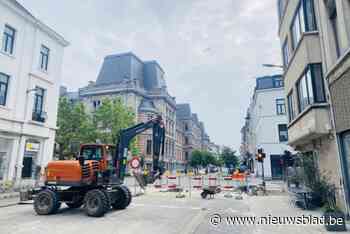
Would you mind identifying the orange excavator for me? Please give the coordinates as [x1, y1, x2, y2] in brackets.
[26, 115, 165, 217]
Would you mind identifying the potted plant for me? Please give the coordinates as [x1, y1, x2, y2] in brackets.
[323, 184, 346, 232]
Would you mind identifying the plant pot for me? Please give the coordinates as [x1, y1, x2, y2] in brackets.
[323, 211, 347, 232]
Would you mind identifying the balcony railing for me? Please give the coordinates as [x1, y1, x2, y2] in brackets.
[32, 111, 47, 123]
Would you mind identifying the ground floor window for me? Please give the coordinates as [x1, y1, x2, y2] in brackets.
[0, 138, 13, 180]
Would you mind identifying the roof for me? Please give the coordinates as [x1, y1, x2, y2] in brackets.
[95, 52, 166, 91]
[176, 104, 191, 119]
[255, 74, 284, 90]
[5, 0, 69, 46]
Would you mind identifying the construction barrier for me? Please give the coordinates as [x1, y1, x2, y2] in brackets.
[207, 176, 218, 188]
[167, 175, 179, 190]
[222, 176, 234, 190]
[192, 176, 203, 189]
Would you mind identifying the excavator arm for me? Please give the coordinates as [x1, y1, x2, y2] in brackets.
[115, 115, 165, 182]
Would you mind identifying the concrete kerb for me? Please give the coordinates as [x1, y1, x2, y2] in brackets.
[0, 192, 19, 200]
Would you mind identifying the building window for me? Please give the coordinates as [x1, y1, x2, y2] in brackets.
[282, 39, 289, 68]
[32, 87, 46, 122]
[185, 137, 189, 145]
[185, 123, 189, 131]
[291, 0, 317, 50]
[273, 77, 284, 88]
[93, 100, 101, 110]
[324, 0, 341, 57]
[0, 138, 13, 180]
[2, 25, 16, 54]
[297, 64, 325, 112]
[287, 91, 295, 122]
[39, 45, 50, 71]
[0, 73, 9, 106]
[146, 140, 152, 155]
[276, 98, 286, 115]
[185, 152, 189, 161]
[278, 124, 288, 142]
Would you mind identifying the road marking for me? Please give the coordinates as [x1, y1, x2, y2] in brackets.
[131, 203, 201, 210]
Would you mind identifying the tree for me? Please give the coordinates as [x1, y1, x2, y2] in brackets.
[220, 147, 239, 169]
[56, 97, 97, 159]
[93, 97, 138, 155]
[94, 98, 135, 144]
[190, 150, 203, 169]
[56, 97, 137, 160]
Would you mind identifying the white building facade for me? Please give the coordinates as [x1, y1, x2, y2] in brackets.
[0, 0, 68, 184]
[246, 75, 293, 179]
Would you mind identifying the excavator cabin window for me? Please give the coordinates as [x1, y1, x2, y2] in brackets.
[80, 146, 102, 161]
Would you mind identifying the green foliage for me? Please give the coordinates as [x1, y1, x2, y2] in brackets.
[190, 150, 203, 168]
[56, 97, 97, 159]
[220, 147, 239, 168]
[189, 150, 218, 168]
[298, 153, 338, 209]
[56, 97, 136, 159]
[94, 98, 135, 144]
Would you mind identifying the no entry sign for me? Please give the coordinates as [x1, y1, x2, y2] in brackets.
[130, 157, 140, 169]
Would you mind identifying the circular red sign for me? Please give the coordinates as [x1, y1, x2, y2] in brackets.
[130, 157, 140, 169]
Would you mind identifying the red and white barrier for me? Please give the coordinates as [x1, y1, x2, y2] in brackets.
[208, 176, 218, 188]
[222, 176, 234, 190]
[167, 175, 178, 190]
[192, 176, 203, 189]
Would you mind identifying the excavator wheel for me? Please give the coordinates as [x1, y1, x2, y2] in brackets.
[122, 185, 132, 207]
[84, 189, 109, 217]
[111, 185, 131, 210]
[101, 189, 111, 212]
[34, 189, 61, 215]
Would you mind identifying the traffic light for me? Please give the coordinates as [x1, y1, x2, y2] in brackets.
[256, 148, 266, 162]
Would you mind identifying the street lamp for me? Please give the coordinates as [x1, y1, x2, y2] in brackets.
[262, 64, 284, 69]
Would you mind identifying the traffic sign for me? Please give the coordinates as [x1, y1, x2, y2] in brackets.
[130, 157, 140, 169]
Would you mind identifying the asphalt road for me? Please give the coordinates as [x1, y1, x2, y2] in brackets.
[0, 189, 254, 234]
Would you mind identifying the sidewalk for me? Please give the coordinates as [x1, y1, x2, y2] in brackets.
[242, 178, 349, 233]
[0, 192, 20, 208]
[244, 194, 350, 233]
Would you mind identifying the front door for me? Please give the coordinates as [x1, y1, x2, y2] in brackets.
[21, 156, 33, 178]
[270, 155, 283, 180]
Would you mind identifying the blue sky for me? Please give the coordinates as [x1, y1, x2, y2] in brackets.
[18, 0, 282, 151]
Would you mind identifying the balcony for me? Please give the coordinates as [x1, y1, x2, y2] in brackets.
[284, 32, 322, 93]
[288, 105, 332, 147]
[32, 111, 47, 123]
